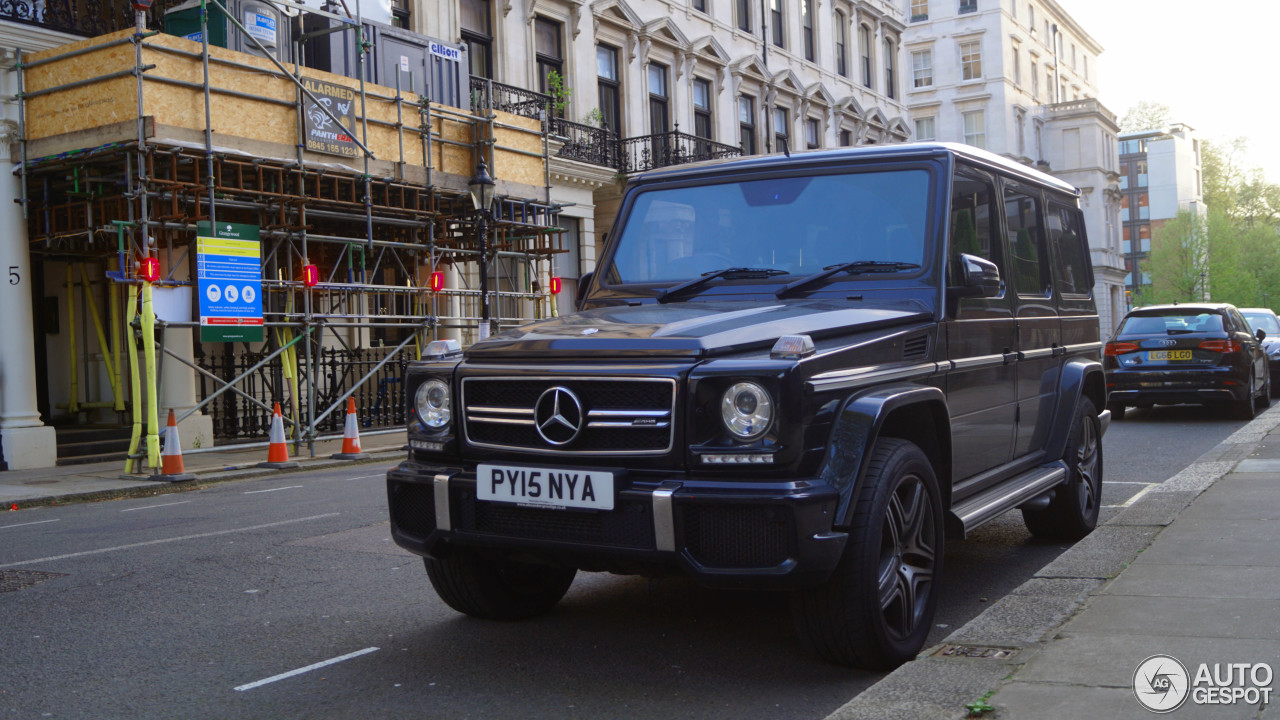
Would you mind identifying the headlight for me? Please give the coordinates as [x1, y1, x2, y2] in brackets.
[720, 382, 773, 440]
[415, 378, 451, 429]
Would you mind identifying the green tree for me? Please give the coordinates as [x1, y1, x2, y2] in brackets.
[1147, 209, 1208, 303]
[1202, 138, 1280, 229]
[1119, 101, 1173, 133]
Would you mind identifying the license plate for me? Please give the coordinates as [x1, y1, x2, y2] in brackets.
[1148, 350, 1192, 361]
[477, 464, 614, 511]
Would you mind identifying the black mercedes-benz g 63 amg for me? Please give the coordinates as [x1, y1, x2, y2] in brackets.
[387, 142, 1109, 670]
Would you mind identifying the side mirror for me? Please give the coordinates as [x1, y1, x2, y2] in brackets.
[953, 253, 1003, 298]
[575, 271, 594, 310]
[1257, 328, 1267, 342]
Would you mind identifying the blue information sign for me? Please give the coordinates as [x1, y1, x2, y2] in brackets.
[196, 221, 264, 343]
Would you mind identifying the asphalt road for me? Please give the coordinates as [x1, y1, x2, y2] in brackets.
[0, 404, 1248, 719]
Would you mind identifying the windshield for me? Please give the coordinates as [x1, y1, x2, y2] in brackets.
[605, 169, 931, 285]
[1244, 312, 1280, 334]
[1118, 312, 1224, 336]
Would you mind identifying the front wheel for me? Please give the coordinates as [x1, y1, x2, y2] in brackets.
[425, 549, 577, 620]
[1023, 396, 1103, 542]
[790, 438, 944, 670]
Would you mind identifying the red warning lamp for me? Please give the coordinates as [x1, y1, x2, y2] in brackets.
[302, 264, 320, 287]
[140, 256, 160, 283]
[429, 271, 445, 292]
[549, 277, 562, 295]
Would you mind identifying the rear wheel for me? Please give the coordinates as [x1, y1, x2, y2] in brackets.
[790, 438, 943, 670]
[1023, 396, 1103, 542]
[1233, 375, 1258, 420]
[1258, 372, 1272, 409]
[425, 549, 577, 620]
[1106, 401, 1126, 421]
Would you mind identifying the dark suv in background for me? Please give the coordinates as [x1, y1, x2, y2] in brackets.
[1105, 303, 1269, 419]
[387, 143, 1108, 670]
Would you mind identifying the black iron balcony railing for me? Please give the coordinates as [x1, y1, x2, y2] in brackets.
[549, 116, 621, 169]
[2, 0, 181, 37]
[618, 129, 742, 174]
[469, 77, 551, 122]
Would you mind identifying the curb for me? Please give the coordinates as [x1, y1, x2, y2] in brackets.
[823, 405, 1280, 720]
[5, 449, 404, 510]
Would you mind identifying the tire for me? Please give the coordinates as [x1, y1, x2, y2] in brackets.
[1233, 375, 1257, 420]
[1106, 401, 1126, 421]
[425, 549, 577, 620]
[1023, 396, 1103, 542]
[1259, 373, 1272, 409]
[1271, 371, 1280, 399]
[790, 438, 943, 670]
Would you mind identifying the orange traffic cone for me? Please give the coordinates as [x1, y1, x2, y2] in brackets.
[332, 397, 369, 460]
[258, 402, 299, 469]
[159, 409, 195, 482]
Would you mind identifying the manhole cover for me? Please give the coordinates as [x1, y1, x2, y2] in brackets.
[0, 569, 68, 592]
[933, 644, 1019, 660]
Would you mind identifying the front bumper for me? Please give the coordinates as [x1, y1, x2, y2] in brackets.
[1106, 366, 1248, 406]
[387, 460, 846, 589]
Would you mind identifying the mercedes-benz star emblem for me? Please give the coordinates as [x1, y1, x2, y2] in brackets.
[534, 386, 584, 446]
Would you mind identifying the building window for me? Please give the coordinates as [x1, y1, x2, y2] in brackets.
[391, 0, 410, 27]
[1028, 3, 1035, 28]
[835, 11, 848, 76]
[884, 38, 896, 99]
[960, 40, 981, 81]
[460, 0, 492, 79]
[597, 44, 621, 132]
[915, 116, 935, 141]
[959, 0, 976, 13]
[840, 129, 853, 146]
[1030, 60, 1038, 98]
[693, 78, 713, 140]
[1083, 55, 1089, 80]
[1015, 109, 1026, 155]
[911, 0, 928, 21]
[535, 17, 564, 114]
[802, 0, 815, 60]
[770, 0, 784, 47]
[963, 109, 985, 149]
[737, 0, 752, 31]
[693, 0, 706, 11]
[860, 25, 873, 88]
[805, 117, 820, 148]
[648, 63, 670, 134]
[1012, 47, 1020, 85]
[773, 106, 789, 151]
[739, 95, 757, 154]
[911, 49, 932, 87]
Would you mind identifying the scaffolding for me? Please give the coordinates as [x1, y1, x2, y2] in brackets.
[13, 5, 567, 472]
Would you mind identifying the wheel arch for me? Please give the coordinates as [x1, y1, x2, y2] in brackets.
[820, 384, 952, 530]
[1044, 359, 1106, 460]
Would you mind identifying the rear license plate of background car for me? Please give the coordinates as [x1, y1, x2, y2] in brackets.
[1148, 350, 1192, 361]
[477, 464, 614, 510]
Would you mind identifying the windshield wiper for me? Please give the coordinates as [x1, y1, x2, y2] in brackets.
[775, 260, 921, 298]
[656, 267, 788, 304]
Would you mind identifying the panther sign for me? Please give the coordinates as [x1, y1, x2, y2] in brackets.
[302, 78, 359, 158]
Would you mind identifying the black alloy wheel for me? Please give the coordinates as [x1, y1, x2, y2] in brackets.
[1023, 396, 1103, 542]
[1234, 374, 1258, 420]
[790, 438, 943, 670]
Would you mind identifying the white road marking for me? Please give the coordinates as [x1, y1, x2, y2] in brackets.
[1103, 482, 1158, 509]
[346, 474, 385, 481]
[0, 518, 60, 531]
[0, 513, 340, 569]
[243, 486, 303, 495]
[234, 647, 380, 692]
[121, 501, 191, 513]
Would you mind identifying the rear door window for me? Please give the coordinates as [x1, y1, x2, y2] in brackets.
[1047, 203, 1090, 296]
[1003, 187, 1049, 297]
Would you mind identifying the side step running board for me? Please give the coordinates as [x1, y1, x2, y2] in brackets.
[951, 463, 1068, 537]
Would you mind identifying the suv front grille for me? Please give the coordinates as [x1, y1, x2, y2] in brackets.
[458, 495, 655, 548]
[462, 377, 677, 455]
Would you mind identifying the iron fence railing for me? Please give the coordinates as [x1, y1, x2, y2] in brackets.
[549, 116, 621, 169]
[618, 129, 742, 174]
[1, 0, 181, 37]
[469, 77, 551, 121]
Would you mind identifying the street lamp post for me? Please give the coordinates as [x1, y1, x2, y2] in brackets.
[468, 161, 497, 339]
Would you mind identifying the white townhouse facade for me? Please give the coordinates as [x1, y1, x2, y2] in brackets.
[900, 0, 1127, 333]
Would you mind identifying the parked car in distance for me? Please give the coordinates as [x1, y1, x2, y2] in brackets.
[388, 143, 1109, 671]
[1240, 307, 1280, 398]
[1105, 303, 1270, 420]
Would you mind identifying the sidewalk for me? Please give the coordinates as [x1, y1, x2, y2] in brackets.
[827, 407, 1280, 720]
[0, 433, 406, 508]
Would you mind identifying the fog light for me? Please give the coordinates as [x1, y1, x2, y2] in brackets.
[409, 439, 444, 452]
[701, 453, 775, 465]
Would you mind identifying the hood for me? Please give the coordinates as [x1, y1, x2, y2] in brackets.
[464, 299, 932, 360]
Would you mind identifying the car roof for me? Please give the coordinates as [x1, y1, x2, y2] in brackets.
[1240, 307, 1278, 315]
[1127, 303, 1237, 315]
[629, 142, 1080, 196]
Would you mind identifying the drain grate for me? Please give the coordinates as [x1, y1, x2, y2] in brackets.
[0, 569, 68, 592]
[933, 644, 1020, 660]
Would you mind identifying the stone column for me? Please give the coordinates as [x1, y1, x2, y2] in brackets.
[0, 119, 57, 469]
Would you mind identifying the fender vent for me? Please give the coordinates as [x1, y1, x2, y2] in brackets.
[903, 334, 930, 360]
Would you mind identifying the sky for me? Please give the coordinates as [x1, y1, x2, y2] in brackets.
[1062, 0, 1279, 182]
